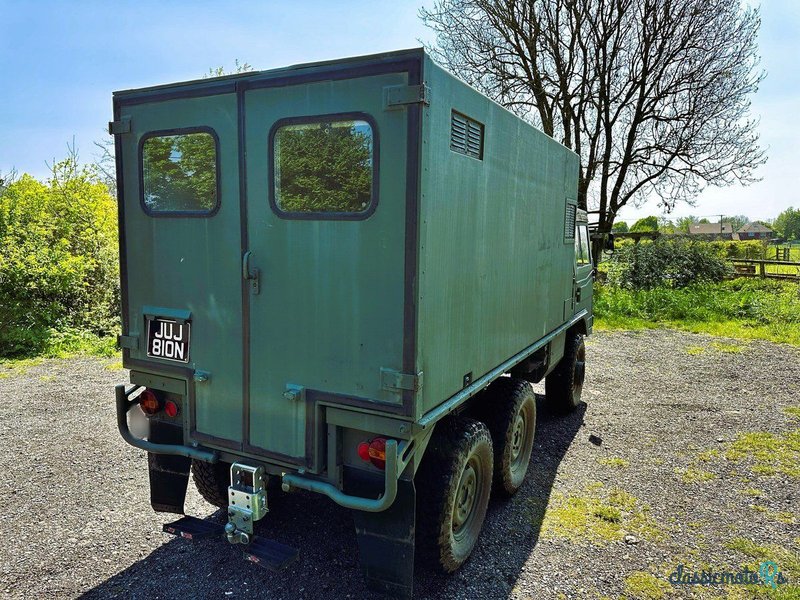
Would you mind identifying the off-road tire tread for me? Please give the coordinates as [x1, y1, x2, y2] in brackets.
[191, 459, 230, 508]
[482, 377, 536, 497]
[416, 417, 493, 573]
[545, 332, 585, 413]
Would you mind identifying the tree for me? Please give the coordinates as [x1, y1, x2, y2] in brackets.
[725, 214, 749, 231]
[675, 216, 699, 233]
[0, 150, 118, 355]
[658, 216, 675, 234]
[630, 216, 658, 232]
[420, 0, 765, 257]
[275, 122, 373, 212]
[612, 221, 629, 233]
[773, 207, 800, 240]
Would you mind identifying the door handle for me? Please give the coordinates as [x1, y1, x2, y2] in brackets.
[242, 251, 260, 295]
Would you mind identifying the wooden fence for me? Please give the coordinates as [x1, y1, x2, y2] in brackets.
[728, 258, 800, 280]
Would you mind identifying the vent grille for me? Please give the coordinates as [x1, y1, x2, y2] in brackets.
[450, 111, 484, 159]
[565, 204, 577, 240]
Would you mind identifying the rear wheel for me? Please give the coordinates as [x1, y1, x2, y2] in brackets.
[545, 331, 586, 413]
[416, 417, 493, 573]
[483, 377, 536, 497]
[191, 459, 230, 508]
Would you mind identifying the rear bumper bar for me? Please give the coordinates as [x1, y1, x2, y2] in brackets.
[282, 440, 408, 513]
[115, 384, 218, 463]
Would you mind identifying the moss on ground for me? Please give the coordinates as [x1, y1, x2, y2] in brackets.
[724, 432, 800, 479]
[675, 466, 717, 483]
[623, 571, 670, 600]
[597, 456, 630, 468]
[536, 483, 663, 544]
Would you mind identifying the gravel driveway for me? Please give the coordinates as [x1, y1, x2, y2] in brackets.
[1, 329, 798, 599]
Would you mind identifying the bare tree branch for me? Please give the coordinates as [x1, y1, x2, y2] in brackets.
[420, 0, 766, 252]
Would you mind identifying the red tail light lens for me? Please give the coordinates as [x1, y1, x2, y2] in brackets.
[367, 438, 387, 470]
[357, 442, 371, 461]
[164, 400, 179, 418]
[139, 389, 162, 416]
[356, 437, 390, 470]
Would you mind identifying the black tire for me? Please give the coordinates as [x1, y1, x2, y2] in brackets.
[191, 459, 230, 508]
[545, 331, 586, 413]
[483, 377, 536, 497]
[416, 417, 493, 573]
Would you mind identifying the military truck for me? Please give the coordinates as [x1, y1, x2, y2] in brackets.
[111, 48, 594, 598]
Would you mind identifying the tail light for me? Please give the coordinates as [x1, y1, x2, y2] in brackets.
[357, 437, 388, 470]
[164, 400, 179, 418]
[138, 389, 162, 416]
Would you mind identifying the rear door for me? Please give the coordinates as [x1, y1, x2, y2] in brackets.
[117, 93, 245, 448]
[241, 71, 411, 466]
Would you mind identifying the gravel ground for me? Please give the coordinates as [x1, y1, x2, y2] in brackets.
[1, 329, 798, 599]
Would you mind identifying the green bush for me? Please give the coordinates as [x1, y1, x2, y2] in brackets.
[594, 279, 800, 345]
[0, 157, 119, 357]
[606, 239, 731, 289]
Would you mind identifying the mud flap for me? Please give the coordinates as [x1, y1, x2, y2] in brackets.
[349, 471, 416, 599]
[147, 421, 191, 514]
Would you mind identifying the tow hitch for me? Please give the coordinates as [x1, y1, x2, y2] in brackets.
[161, 461, 297, 571]
[225, 463, 268, 545]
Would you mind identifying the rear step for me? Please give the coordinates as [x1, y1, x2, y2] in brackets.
[164, 516, 298, 570]
[244, 537, 299, 571]
[163, 516, 224, 540]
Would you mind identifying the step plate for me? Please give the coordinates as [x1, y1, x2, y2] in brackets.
[244, 537, 299, 571]
[163, 516, 223, 540]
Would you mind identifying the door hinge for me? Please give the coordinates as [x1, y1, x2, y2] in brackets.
[381, 368, 423, 393]
[118, 334, 139, 350]
[108, 117, 131, 135]
[384, 84, 431, 110]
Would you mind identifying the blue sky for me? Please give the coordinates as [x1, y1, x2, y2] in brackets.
[0, 0, 796, 223]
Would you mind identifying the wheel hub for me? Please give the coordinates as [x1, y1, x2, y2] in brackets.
[510, 413, 525, 462]
[452, 462, 479, 538]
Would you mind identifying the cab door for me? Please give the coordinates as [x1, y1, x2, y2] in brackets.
[574, 217, 594, 316]
[116, 92, 245, 448]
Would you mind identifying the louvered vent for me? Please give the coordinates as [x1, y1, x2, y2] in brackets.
[450, 111, 484, 159]
[564, 204, 577, 240]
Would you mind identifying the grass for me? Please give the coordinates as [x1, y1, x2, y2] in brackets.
[595, 278, 800, 346]
[724, 432, 800, 479]
[675, 466, 717, 483]
[623, 571, 669, 600]
[536, 483, 663, 544]
[784, 407, 800, 420]
[597, 456, 630, 468]
[0, 329, 117, 375]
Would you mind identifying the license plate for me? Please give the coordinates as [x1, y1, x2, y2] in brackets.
[146, 318, 191, 363]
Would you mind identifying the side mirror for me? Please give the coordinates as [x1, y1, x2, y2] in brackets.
[604, 233, 615, 252]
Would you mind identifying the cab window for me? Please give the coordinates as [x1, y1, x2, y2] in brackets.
[272, 117, 376, 218]
[575, 224, 591, 265]
[141, 130, 219, 215]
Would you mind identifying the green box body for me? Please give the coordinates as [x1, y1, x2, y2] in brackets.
[112, 49, 592, 477]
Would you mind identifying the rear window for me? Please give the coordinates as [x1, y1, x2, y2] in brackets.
[140, 129, 219, 215]
[271, 116, 376, 219]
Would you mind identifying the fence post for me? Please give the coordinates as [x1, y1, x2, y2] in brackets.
[759, 262, 766, 278]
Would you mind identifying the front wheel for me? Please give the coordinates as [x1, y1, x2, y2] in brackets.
[545, 331, 586, 413]
[416, 417, 494, 573]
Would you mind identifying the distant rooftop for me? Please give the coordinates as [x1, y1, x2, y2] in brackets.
[737, 221, 773, 233]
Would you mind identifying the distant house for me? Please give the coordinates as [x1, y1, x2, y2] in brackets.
[734, 222, 773, 241]
[688, 222, 733, 240]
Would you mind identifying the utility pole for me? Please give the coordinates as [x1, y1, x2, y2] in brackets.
[719, 214, 725, 240]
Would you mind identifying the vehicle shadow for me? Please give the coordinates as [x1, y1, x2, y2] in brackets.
[80, 395, 586, 600]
